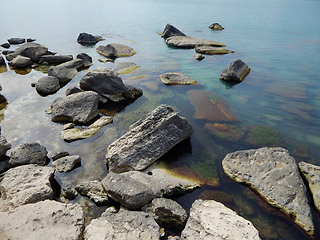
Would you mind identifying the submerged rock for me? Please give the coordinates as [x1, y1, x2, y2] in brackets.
[166, 36, 226, 49]
[181, 199, 261, 240]
[77, 32, 104, 45]
[159, 72, 197, 85]
[115, 62, 139, 74]
[35, 76, 60, 94]
[84, 208, 161, 240]
[209, 23, 224, 30]
[0, 200, 84, 239]
[245, 124, 284, 147]
[75, 180, 109, 205]
[160, 23, 186, 39]
[195, 45, 229, 55]
[51, 155, 81, 172]
[205, 123, 245, 142]
[105, 104, 194, 173]
[220, 59, 250, 82]
[222, 147, 314, 235]
[96, 43, 136, 58]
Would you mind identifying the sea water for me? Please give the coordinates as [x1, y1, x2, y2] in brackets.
[1, 0, 320, 239]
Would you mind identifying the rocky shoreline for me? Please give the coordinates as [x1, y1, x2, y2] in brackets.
[0, 25, 319, 239]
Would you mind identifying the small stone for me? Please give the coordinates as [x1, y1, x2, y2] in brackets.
[195, 54, 205, 60]
[1, 43, 10, 49]
[209, 23, 224, 30]
[62, 186, 78, 199]
[7, 38, 25, 44]
[63, 123, 75, 130]
[52, 150, 70, 160]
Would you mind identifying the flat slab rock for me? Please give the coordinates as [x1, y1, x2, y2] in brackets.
[195, 45, 229, 55]
[159, 72, 196, 85]
[0, 164, 54, 211]
[84, 208, 161, 240]
[105, 104, 194, 173]
[222, 147, 314, 235]
[96, 43, 136, 58]
[165, 36, 226, 49]
[101, 165, 201, 210]
[0, 200, 84, 240]
[181, 199, 261, 240]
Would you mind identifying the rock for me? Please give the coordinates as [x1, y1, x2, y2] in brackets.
[84, 207, 161, 240]
[47, 65, 78, 82]
[105, 104, 194, 173]
[0, 160, 9, 174]
[63, 123, 75, 130]
[205, 123, 245, 142]
[75, 180, 109, 205]
[159, 72, 197, 85]
[61, 116, 113, 142]
[0, 200, 84, 239]
[245, 124, 284, 147]
[1, 43, 10, 48]
[0, 164, 54, 211]
[220, 59, 250, 82]
[0, 55, 5, 65]
[65, 86, 83, 96]
[52, 150, 69, 160]
[166, 36, 226, 49]
[51, 155, 81, 172]
[181, 199, 261, 240]
[142, 198, 188, 230]
[77, 32, 103, 45]
[7, 38, 25, 44]
[161, 23, 186, 39]
[209, 23, 224, 30]
[299, 162, 320, 213]
[6, 42, 49, 62]
[27, 38, 36, 42]
[195, 45, 229, 55]
[222, 147, 314, 235]
[0, 135, 11, 160]
[8, 55, 32, 68]
[2, 50, 14, 55]
[96, 43, 136, 58]
[101, 165, 200, 210]
[9, 142, 48, 167]
[76, 52, 93, 67]
[80, 68, 143, 102]
[50, 91, 100, 124]
[195, 53, 204, 60]
[115, 62, 139, 74]
[62, 186, 78, 200]
[187, 89, 236, 122]
[39, 54, 73, 64]
[35, 76, 60, 94]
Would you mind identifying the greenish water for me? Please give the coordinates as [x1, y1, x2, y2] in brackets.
[1, 0, 320, 239]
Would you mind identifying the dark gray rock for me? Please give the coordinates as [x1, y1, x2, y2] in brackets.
[0, 55, 5, 65]
[166, 36, 226, 49]
[77, 32, 103, 45]
[51, 155, 81, 172]
[35, 76, 60, 94]
[65, 86, 83, 96]
[0, 135, 11, 159]
[50, 90, 100, 124]
[7, 38, 25, 44]
[195, 53, 205, 60]
[47, 65, 78, 82]
[75, 180, 109, 205]
[96, 43, 136, 58]
[161, 23, 186, 39]
[0, 160, 9, 174]
[142, 198, 188, 230]
[52, 150, 69, 160]
[1, 50, 14, 55]
[209, 23, 224, 30]
[8, 55, 32, 68]
[84, 208, 161, 240]
[76, 52, 93, 66]
[62, 186, 78, 200]
[39, 54, 73, 64]
[105, 104, 194, 173]
[27, 38, 36, 42]
[220, 59, 250, 82]
[222, 147, 314, 236]
[9, 142, 48, 167]
[1, 43, 10, 49]
[6, 42, 49, 62]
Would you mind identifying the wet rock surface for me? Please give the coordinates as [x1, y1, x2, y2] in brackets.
[77, 32, 103, 45]
[96, 43, 136, 58]
[6, 42, 49, 62]
[105, 104, 194, 173]
[75, 180, 109, 205]
[51, 155, 81, 172]
[209, 23, 224, 30]
[0, 200, 84, 240]
[35, 76, 60, 94]
[222, 147, 314, 235]
[205, 123, 245, 142]
[0, 135, 11, 159]
[166, 36, 226, 48]
[195, 45, 229, 55]
[159, 72, 197, 85]
[115, 62, 139, 74]
[8, 55, 32, 68]
[220, 59, 250, 82]
[181, 199, 261, 240]
[7, 38, 25, 45]
[161, 23, 186, 39]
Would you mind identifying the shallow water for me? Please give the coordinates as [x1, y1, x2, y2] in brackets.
[1, 0, 320, 239]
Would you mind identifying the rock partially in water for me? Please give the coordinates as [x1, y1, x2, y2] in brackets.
[205, 123, 245, 142]
[9, 142, 48, 167]
[101, 165, 201, 210]
[159, 72, 197, 85]
[47, 65, 78, 82]
[77, 32, 104, 45]
[65, 86, 83, 96]
[142, 198, 188, 230]
[84, 208, 161, 240]
[1, 43, 10, 48]
[7, 38, 25, 45]
[8, 55, 32, 68]
[209, 23, 224, 30]
[75, 180, 110, 205]
[96, 43, 136, 58]
[0, 164, 54, 211]
[0, 200, 84, 239]
[166, 36, 226, 49]
[51, 155, 81, 172]
[222, 147, 314, 236]
[52, 150, 69, 160]
[0, 55, 5, 65]
[195, 45, 229, 55]
[115, 62, 139, 74]
[35, 76, 60, 95]
[220, 59, 250, 82]
[245, 124, 284, 147]
[181, 199, 261, 240]
[160, 23, 186, 39]
[187, 89, 237, 122]
[299, 162, 320, 213]
[6, 42, 49, 62]
[105, 104, 194, 173]
[0, 135, 11, 160]
[50, 91, 100, 124]
[195, 53, 205, 60]
[62, 186, 78, 200]
[39, 54, 73, 65]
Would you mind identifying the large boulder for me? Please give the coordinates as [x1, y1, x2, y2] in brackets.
[0, 135, 11, 159]
[84, 208, 161, 240]
[80, 68, 143, 102]
[181, 199, 261, 240]
[0, 200, 84, 239]
[50, 91, 100, 124]
[101, 165, 201, 210]
[39, 54, 73, 64]
[105, 104, 194, 173]
[159, 72, 196, 85]
[9, 142, 48, 167]
[0, 164, 54, 211]
[220, 59, 250, 82]
[6, 42, 49, 62]
[222, 147, 314, 235]
[166, 36, 226, 49]
[8, 55, 32, 68]
[35, 76, 60, 95]
[161, 23, 186, 39]
[96, 43, 136, 58]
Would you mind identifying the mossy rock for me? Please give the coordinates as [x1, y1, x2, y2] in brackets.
[195, 45, 229, 55]
[245, 124, 284, 147]
[205, 123, 245, 142]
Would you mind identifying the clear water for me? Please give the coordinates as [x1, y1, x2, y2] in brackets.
[1, 0, 320, 239]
